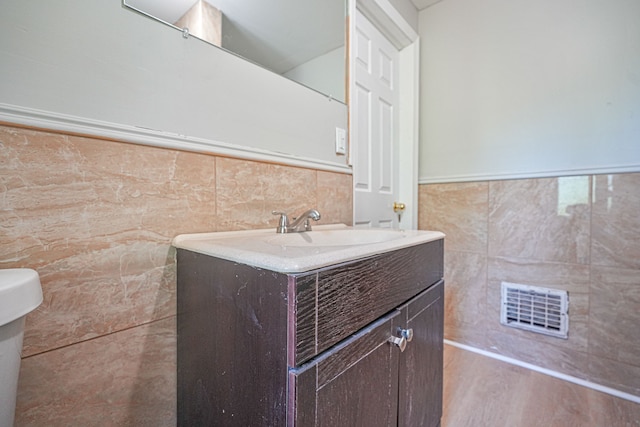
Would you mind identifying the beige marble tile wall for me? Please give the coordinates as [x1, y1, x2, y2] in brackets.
[419, 174, 640, 398]
[0, 124, 352, 425]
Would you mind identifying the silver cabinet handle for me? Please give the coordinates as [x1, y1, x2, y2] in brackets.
[388, 335, 407, 352]
[400, 328, 414, 342]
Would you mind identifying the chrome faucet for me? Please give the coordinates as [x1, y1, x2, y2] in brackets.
[272, 209, 321, 233]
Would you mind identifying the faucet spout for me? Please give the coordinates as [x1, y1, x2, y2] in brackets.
[272, 209, 320, 233]
[288, 209, 321, 232]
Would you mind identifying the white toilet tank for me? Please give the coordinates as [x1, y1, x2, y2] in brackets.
[0, 269, 43, 427]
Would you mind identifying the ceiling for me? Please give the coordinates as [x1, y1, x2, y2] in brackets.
[410, 0, 444, 10]
[411, 0, 442, 10]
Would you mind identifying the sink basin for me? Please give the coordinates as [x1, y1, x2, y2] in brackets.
[173, 224, 444, 273]
[266, 228, 405, 247]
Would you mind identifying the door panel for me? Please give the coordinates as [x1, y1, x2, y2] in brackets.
[379, 98, 393, 194]
[352, 9, 399, 228]
[353, 83, 371, 193]
[289, 311, 400, 427]
[397, 281, 444, 427]
[316, 343, 396, 427]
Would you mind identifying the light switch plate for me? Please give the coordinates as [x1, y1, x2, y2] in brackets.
[335, 127, 347, 155]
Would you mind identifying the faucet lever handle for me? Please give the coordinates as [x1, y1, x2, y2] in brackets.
[272, 211, 289, 233]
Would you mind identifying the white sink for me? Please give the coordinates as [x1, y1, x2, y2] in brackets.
[173, 224, 444, 273]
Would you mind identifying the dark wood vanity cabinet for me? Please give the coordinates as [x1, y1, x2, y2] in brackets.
[177, 238, 444, 427]
[289, 280, 444, 427]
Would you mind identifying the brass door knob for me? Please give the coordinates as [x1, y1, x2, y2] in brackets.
[393, 202, 406, 213]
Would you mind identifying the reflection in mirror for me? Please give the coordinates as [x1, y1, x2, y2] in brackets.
[123, 0, 346, 103]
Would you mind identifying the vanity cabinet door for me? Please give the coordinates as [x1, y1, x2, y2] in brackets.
[396, 280, 444, 427]
[288, 310, 401, 427]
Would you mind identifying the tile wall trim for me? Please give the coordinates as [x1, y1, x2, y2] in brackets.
[419, 166, 640, 185]
[0, 102, 353, 175]
[444, 339, 640, 404]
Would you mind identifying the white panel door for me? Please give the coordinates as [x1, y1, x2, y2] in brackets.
[352, 9, 400, 228]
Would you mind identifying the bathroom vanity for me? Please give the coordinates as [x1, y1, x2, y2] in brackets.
[174, 226, 444, 426]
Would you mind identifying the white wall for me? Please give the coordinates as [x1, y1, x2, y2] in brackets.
[0, 0, 349, 171]
[419, 0, 640, 183]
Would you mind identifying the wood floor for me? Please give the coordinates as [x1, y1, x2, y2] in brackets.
[442, 344, 640, 427]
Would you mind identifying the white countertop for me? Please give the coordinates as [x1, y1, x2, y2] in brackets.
[173, 224, 445, 273]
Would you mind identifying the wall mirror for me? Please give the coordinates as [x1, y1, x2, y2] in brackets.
[123, 0, 347, 103]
